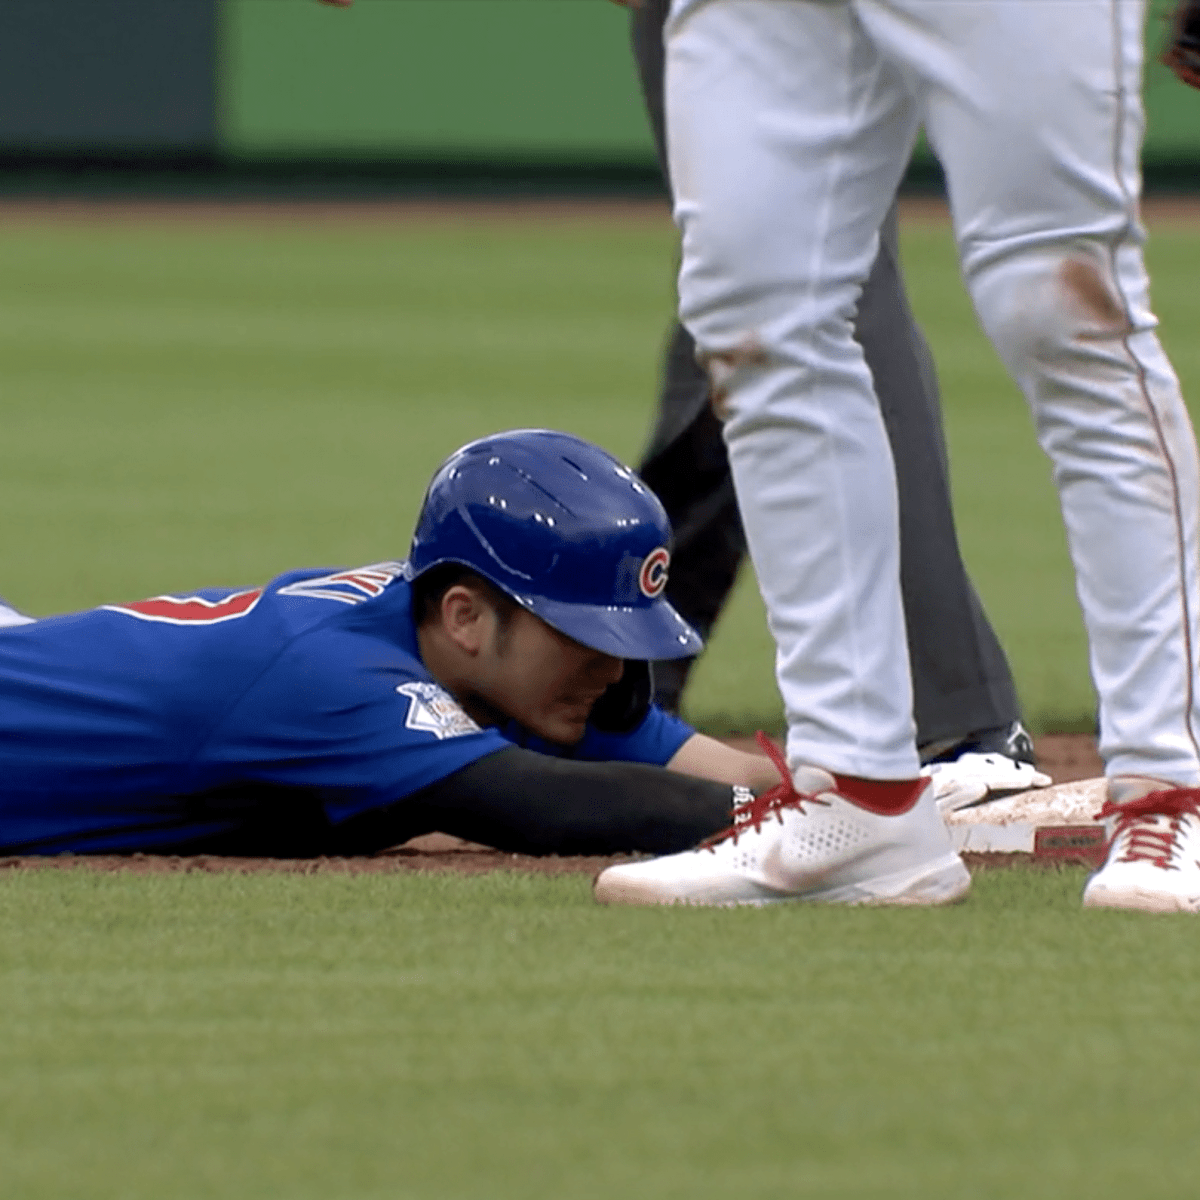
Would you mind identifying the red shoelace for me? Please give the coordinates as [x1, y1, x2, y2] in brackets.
[699, 731, 823, 851]
[1096, 787, 1200, 870]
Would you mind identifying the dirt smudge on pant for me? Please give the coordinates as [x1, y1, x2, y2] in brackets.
[698, 336, 769, 420]
[1059, 257, 1132, 339]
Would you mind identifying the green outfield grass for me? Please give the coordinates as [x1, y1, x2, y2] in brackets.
[4, 207, 1199, 732]
[4, 207, 1200, 731]
[1, 866, 1198, 1200]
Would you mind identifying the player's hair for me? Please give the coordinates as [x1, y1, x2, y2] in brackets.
[411, 563, 519, 643]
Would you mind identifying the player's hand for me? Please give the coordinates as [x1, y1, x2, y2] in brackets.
[607, 0, 644, 8]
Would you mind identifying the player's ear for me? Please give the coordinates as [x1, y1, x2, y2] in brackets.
[439, 584, 493, 655]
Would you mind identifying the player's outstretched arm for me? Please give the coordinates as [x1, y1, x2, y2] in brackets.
[335, 747, 736, 858]
[666, 732, 780, 793]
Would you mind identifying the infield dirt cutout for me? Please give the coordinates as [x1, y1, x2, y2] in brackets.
[0, 734, 1103, 878]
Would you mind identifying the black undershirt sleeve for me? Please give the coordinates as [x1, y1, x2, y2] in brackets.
[331, 746, 736, 858]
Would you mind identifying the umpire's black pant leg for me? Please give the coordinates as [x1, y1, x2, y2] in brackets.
[862, 208, 1022, 746]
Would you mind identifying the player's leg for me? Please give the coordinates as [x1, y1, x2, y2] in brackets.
[669, 0, 923, 780]
[597, 0, 969, 905]
[903, 0, 1200, 780]
[638, 208, 1030, 760]
[634, 0, 1029, 773]
[884, 0, 1200, 907]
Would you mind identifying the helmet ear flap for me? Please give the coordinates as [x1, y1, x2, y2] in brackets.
[589, 661, 655, 733]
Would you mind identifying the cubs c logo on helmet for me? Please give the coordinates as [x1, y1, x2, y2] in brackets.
[638, 547, 671, 599]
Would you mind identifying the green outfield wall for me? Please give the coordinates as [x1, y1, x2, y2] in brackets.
[220, 0, 1200, 169]
[2, 0, 1200, 176]
[221, 0, 654, 163]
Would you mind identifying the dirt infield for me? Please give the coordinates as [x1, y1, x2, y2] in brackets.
[0, 734, 1102, 878]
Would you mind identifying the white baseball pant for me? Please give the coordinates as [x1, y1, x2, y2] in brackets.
[666, 0, 1200, 782]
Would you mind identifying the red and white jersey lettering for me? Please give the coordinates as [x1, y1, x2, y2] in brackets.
[277, 562, 406, 605]
[103, 588, 264, 626]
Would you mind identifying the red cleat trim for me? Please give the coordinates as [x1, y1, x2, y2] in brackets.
[832, 774, 927, 815]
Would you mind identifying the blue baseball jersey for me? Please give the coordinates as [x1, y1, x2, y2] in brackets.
[0, 563, 694, 854]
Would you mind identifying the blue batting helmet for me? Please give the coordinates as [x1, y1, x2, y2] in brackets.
[407, 429, 703, 660]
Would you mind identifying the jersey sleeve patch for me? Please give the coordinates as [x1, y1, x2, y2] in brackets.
[102, 588, 263, 625]
[395, 682, 482, 741]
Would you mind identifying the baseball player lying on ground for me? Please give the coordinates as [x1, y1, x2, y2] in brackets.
[0, 430, 780, 858]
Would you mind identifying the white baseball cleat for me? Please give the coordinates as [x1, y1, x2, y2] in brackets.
[923, 752, 1052, 813]
[1082, 779, 1200, 914]
[594, 735, 971, 908]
